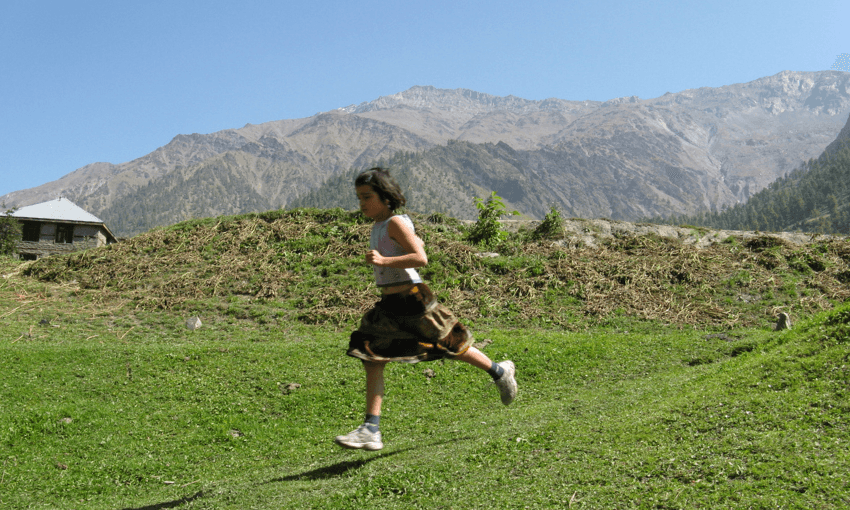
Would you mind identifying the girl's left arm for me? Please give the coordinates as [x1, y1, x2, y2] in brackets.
[368, 216, 427, 269]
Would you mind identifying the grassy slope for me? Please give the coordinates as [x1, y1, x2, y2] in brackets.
[1, 209, 848, 509]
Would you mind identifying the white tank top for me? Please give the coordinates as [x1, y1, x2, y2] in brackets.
[370, 214, 423, 288]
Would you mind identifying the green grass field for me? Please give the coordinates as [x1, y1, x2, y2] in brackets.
[1, 209, 848, 509]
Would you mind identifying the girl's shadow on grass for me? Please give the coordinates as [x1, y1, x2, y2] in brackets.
[122, 439, 469, 509]
[120, 491, 204, 510]
[120, 450, 410, 510]
[265, 437, 470, 484]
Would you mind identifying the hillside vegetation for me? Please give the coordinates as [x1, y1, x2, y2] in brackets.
[2, 208, 850, 508]
[17, 207, 850, 330]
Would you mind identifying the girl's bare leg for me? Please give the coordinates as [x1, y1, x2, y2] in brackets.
[455, 346, 517, 405]
[363, 360, 387, 416]
[454, 346, 492, 370]
[335, 360, 386, 450]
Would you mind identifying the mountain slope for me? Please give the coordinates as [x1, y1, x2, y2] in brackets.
[291, 133, 733, 222]
[3, 71, 850, 236]
[651, 112, 850, 233]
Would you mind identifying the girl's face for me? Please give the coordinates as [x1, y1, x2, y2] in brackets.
[356, 185, 391, 221]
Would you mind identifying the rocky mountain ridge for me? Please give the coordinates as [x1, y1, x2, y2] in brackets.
[338, 85, 597, 115]
[3, 71, 849, 236]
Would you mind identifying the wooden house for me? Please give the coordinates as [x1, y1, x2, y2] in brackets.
[5, 198, 117, 260]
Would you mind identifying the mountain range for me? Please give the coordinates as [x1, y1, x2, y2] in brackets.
[3, 70, 850, 237]
[661, 105, 850, 233]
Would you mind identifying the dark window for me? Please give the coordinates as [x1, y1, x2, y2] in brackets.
[55, 224, 74, 244]
[21, 253, 38, 261]
[22, 221, 41, 242]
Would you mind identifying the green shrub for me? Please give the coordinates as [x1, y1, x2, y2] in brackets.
[533, 205, 564, 240]
[466, 192, 518, 247]
[0, 206, 21, 257]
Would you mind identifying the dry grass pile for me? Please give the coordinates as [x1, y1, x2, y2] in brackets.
[18, 208, 850, 330]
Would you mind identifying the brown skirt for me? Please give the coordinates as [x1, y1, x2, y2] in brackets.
[347, 283, 474, 363]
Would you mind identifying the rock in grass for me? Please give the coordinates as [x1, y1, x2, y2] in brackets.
[281, 382, 302, 394]
[774, 312, 792, 331]
[185, 316, 202, 331]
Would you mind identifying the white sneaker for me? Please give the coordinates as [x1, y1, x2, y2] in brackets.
[334, 424, 384, 451]
[495, 360, 517, 405]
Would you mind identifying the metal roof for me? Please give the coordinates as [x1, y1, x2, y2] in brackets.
[8, 198, 104, 223]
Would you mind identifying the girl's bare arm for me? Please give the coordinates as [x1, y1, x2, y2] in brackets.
[365, 217, 427, 268]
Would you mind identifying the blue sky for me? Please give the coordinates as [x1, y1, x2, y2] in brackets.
[1, 0, 848, 198]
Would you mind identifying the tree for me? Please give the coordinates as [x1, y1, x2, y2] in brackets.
[0, 206, 21, 257]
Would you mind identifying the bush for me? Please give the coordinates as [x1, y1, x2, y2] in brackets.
[0, 207, 21, 257]
[533, 205, 564, 240]
[465, 192, 518, 247]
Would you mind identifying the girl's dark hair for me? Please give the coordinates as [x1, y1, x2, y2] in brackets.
[355, 167, 406, 211]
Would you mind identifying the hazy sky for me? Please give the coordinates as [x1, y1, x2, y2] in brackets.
[1, 0, 848, 198]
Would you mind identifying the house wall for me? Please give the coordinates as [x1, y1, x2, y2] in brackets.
[73, 225, 108, 247]
[16, 222, 112, 260]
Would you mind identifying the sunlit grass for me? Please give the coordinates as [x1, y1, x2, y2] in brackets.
[1, 207, 849, 508]
[2, 289, 848, 508]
